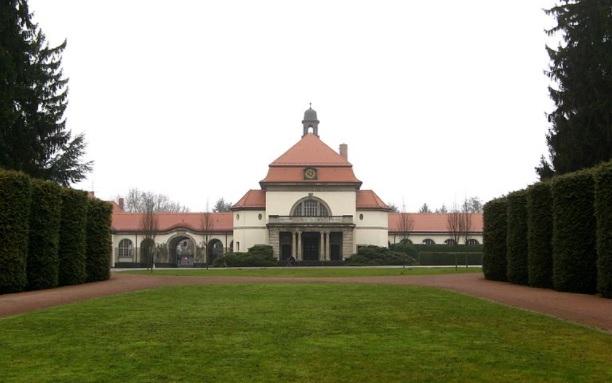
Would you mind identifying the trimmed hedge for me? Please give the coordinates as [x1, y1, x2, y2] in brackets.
[526, 182, 553, 288]
[0, 171, 32, 293]
[85, 198, 112, 282]
[506, 190, 529, 285]
[58, 188, 89, 286]
[483, 198, 507, 281]
[214, 252, 277, 267]
[594, 162, 612, 298]
[552, 170, 597, 293]
[247, 244, 273, 257]
[27, 179, 63, 290]
[346, 245, 416, 266]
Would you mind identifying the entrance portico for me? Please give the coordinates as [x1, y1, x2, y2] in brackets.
[268, 215, 355, 261]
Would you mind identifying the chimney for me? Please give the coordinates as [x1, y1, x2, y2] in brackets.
[118, 198, 125, 211]
[339, 143, 348, 160]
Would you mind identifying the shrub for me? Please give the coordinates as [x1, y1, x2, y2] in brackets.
[247, 244, 273, 257]
[345, 245, 416, 266]
[483, 198, 507, 281]
[389, 240, 419, 259]
[506, 190, 529, 285]
[0, 171, 32, 293]
[27, 179, 63, 290]
[552, 170, 597, 293]
[526, 182, 553, 288]
[58, 188, 89, 286]
[86, 198, 112, 282]
[594, 161, 612, 298]
[215, 251, 277, 267]
[413, 245, 483, 266]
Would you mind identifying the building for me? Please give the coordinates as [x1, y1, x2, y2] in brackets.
[111, 107, 483, 266]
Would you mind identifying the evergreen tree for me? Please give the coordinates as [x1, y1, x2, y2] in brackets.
[0, 0, 91, 186]
[537, 0, 612, 179]
[419, 203, 431, 213]
[213, 198, 233, 212]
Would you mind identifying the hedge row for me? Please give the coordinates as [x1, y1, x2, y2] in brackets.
[506, 190, 528, 284]
[551, 170, 597, 293]
[594, 162, 612, 298]
[27, 179, 63, 290]
[0, 171, 32, 293]
[484, 161, 612, 297]
[526, 182, 553, 288]
[483, 198, 507, 281]
[0, 169, 112, 294]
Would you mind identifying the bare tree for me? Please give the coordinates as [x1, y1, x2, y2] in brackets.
[446, 205, 462, 245]
[398, 213, 414, 242]
[460, 199, 473, 245]
[201, 202, 213, 266]
[121, 188, 189, 213]
[140, 193, 159, 271]
[387, 203, 400, 213]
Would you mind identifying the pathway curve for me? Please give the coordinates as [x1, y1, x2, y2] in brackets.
[1, 272, 611, 332]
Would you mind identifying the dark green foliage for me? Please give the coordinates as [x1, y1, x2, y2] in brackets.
[594, 161, 612, 297]
[346, 246, 416, 266]
[85, 198, 112, 282]
[536, 0, 612, 179]
[214, 252, 277, 267]
[506, 190, 529, 285]
[0, 0, 91, 185]
[413, 245, 483, 266]
[552, 170, 597, 293]
[58, 188, 88, 286]
[483, 198, 508, 281]
[389, 239, 419, 259]
[0, 170, 31, 293]
[247, 245, 273, 257]
[527, 182, 554, 288]
[27, 179, 62, 290]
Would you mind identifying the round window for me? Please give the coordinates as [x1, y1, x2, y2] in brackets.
[258, 213, 263, 220]
[236, 214, 240, 221]
[359, 214, 364, 220]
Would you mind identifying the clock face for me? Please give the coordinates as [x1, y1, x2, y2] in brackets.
[304, 168, 317, 180]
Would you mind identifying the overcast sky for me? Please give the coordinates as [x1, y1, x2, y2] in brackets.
[29, 0, 558, 212]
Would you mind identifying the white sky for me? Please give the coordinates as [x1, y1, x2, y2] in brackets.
[29, 0, 558, 212]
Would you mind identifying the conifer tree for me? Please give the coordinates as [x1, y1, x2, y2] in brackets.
[0, 0, 91, 186]
[537, 0, 612, 179]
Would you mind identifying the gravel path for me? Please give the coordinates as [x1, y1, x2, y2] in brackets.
[1, 272, 611, 332]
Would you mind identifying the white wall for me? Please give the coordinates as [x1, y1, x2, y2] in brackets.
[266, 190, 356, 217]
[232, 209, 268, 252]
[354, 210, 389, 249]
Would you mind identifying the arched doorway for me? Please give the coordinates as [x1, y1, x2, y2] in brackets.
[207, 239, 224, 265]
[168, 236, 196, 267]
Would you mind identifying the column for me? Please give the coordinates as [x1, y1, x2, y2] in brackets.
[292, 230, 297, 259]
[319, 231, 325, 261]
[297, 231, 302, 261]
[326, 231, 332, 261]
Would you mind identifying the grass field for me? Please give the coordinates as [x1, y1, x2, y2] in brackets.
[122, 266, 479, 278]
[2, 284, 611, 382]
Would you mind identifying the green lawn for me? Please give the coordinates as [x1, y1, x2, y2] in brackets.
[122, 266, 479, 278]
[1, 284, 611, 382]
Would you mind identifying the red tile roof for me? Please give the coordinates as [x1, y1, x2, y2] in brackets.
[112, 212, 233, 233]
[261, 134, 361, 186]
[356, 190, 390, 210]
[271, 134, 352, 166]
[110, 201, 124, 214]
[388, 213, 483, 233]
[232, 190, 266, 210]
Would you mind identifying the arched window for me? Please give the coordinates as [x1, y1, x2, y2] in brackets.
[422, 239, 435, 245]
[292, 198, 330, 217]
[466, 239, 480, 245]
[118, 239, 133, 258]
[445, 239, 457, 246]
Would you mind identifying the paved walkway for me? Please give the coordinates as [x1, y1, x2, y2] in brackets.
[1, 272, 611, 332]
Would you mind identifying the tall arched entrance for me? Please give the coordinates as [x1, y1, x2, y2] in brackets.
[207, 239, 224, 265]
[169, 235, 196, 267]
